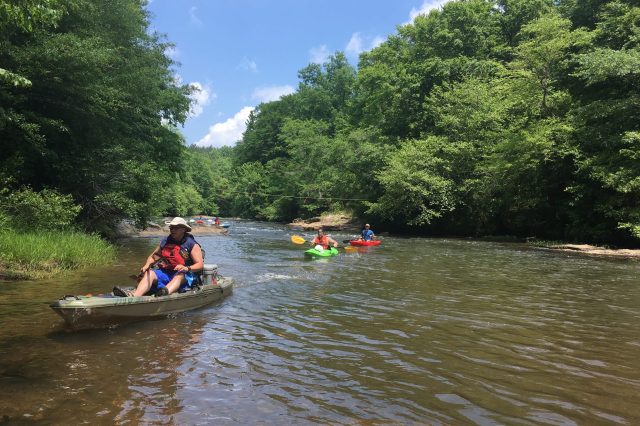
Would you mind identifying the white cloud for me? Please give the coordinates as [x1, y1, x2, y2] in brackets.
[190, 6, 203, 27]
[237, 57, 258, 72]
[345, 33, 386, 59]
[371, 36, 385, 49]
[196, 106, 254, 148]
[165, 46, 179, 60]
[407, 0, 448, 24]
[345, 33, 364, 57]
[309, 44, 330, 64]
[251, 85, 295, 103]
[188, 82, 214, 118]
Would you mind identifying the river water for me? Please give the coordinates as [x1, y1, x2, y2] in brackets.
[1, 220, 639, 425]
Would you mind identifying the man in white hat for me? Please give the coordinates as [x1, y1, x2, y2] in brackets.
[113, 217, 204, 297]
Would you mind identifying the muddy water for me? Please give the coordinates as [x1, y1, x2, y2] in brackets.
[1, 220, 639, 424]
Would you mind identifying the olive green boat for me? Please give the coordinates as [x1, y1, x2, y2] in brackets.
[50, 264, 232, 329]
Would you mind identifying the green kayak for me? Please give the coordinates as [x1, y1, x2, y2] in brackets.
[304, 247, 339, 258]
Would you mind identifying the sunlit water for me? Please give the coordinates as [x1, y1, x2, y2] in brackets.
[1, 220, 639, 424]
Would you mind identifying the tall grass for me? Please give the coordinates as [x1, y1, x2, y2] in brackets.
[0, 230, 116, 279]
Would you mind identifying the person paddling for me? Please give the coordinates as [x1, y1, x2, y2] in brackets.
[311, 228, 338, 251]
[113, 217, 204, 297]
[359, 223, 376, 241]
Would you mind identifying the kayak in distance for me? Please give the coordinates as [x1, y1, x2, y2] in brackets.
[349, 240, 381, 247]
[304, 247, 339, 258]
[50, 264, 232, 330]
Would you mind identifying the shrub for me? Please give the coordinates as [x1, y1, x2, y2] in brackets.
[1, 187, 81, 231]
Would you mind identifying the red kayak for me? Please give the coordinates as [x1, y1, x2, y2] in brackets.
[349, 240, 381, 247]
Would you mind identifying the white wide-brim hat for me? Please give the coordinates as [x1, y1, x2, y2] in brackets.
[168, 217, 192, 232]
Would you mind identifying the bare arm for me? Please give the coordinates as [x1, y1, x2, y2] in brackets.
[141, 245, 161, 274]
[190, 244, 204, 272]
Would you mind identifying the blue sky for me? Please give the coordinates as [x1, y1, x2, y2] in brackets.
[146, 0, 448, 147]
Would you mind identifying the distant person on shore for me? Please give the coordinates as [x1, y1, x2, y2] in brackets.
[311, 228, 338, 250]
[215, 216, 221, 226]
[359, 224, 376, 241]
[113, 217, 204, 297]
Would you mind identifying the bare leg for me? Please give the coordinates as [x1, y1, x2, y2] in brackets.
[134, 269, 158, 297]
[165, 273, 187, 295]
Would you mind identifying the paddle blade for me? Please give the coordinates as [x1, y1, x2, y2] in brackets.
[344, 246, 358, 252]
[291, 235, 306, 244]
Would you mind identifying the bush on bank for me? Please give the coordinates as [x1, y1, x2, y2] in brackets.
[0, 187, 116, 280]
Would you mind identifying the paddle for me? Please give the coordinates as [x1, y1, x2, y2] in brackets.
[291, 235, 306, 244]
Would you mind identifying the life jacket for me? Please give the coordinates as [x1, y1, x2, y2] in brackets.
[313, 235, 330, 249]
[159, 234, 198, 270]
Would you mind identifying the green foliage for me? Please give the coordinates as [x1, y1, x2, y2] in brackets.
[368, 137, 459, 225]
[3, 0, 639, 246]
[0, 187, 81, 231]
[511, 11, 591, 111]
[0, 0, 68, 87]
[573, 48, 640, 84]
[220, 0, 640, 245]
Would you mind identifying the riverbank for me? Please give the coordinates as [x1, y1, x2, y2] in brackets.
[135, 224, 229, 238]
[0, 230, 117, 281]
[116, 217, 230, 238]
[288, 213, 361, 232]
[540, 243, 640, 259]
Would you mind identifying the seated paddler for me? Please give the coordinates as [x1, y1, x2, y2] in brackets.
[311, 228, 338, 251]
[114, 217, 204, 297]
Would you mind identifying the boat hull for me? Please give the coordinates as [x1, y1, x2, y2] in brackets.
[50, 277, 233, 329]
[304, 247, 339, 257]
[349, 240, 381, 246]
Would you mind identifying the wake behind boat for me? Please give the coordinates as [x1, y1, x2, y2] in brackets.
[50, 264, 232, 329]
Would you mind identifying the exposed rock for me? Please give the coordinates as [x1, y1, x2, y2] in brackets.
[288, 214, 361, 232]
[545, 244, 640, 258]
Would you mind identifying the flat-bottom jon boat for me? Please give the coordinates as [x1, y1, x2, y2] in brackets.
[50, 264, 232, 329]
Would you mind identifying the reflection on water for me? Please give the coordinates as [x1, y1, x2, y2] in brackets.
[1, 221, 640, 424]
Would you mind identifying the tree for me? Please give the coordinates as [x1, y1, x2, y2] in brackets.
[0, 0, 193, 233]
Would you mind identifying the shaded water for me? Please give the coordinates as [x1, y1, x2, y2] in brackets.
[1, 220, 639, 424]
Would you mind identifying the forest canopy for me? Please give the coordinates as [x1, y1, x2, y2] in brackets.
[1, 0, 639, 245]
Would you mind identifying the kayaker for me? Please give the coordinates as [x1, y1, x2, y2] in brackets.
[311, 228, 338, 250]
[113, 217, 204, 297]
[359, 224, 376, 241]
[215, 216, 220, 226]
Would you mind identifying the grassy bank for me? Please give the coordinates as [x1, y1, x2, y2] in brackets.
[0, 230, 116, 280]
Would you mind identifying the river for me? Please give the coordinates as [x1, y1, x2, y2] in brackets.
[1, 220, 639, 425]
